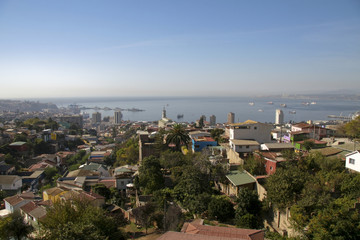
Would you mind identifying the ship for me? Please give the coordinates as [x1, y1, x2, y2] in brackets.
[267, 101, 274, 105]
[310, 101, 317, 105]
[289, 110, 296, 114]
[258, 109, 263, 112]
[280, 103, 287, 108]
[177, 114, 184, 119]
[249, 102, 255, 106]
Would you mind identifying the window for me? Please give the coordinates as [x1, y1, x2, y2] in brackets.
[349, 158, 355, 164]
[254, 127, 257, 130]
[246, 146, 250, 148]
[270, 166, 273, 170]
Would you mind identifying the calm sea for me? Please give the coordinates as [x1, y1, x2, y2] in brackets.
[41, 97, 359, 124]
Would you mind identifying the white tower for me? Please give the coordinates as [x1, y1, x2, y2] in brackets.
[275, 109, 284, 124]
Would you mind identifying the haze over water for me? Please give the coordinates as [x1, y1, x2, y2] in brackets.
[43, 97, 359, 124]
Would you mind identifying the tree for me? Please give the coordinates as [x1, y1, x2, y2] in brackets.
[266, 167, 307, 209]
[235, 188, 262, 228]
[302, 140, 315, 151]
[44, 167, 58, 183]
[208, 195, 234, 222]
[92, 183, 111, 199]
[343, 115, 360, 139]
[243, 155, 266, 176]
[166, 124, 190, 151]
[307, 197, 360, 240]
[39, 198, 126, 240]
[210, 128, 224, 143]
[137, 156, 164, 194]
[0, 212, 33, 240]
[132, 202, 157, 234]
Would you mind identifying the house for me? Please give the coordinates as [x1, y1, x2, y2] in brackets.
[255, 152, 286, 175]
[113, 165, 138, 192]
[43, 187, 68, 203]
[189, 131, 211, 139]
[0, 162, 15, 175]
[157, 219, 264, 240]
[4, 195, 30, 213]
[88, 151, 111, 164]
[295, 139, 327, 151]
[220, 170, 256, 197]
[21, 170, 45, 190]
[291, 123, 327, 139]
[59, 189, 105, 207]
[229, 139, 260, 155]
[81, 163, 110, 177]
[260, 143, 294, 152]
[228, 120, 272, 144]
[8, 141, 28, 152]
[345, 151, 360, 173]
[192, 136, 217, 152]
[0, 175, 22, 195]
[20, 201, 47, 228]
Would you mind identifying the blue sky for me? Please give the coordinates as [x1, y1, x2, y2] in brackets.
[0, 0, 359, 98]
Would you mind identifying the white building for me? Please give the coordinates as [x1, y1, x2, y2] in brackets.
[275, 109, 284, 125]
[229, 139, 260, 153]
[345, 151, 360, 173]
[0, 175, 22, 193]
[229, 120, 272, 144]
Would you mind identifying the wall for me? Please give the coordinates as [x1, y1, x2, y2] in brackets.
[346, 153, 360, 173]
[230, 123, 272, 143]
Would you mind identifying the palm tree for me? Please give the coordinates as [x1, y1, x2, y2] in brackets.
[166, 124, 190, 151]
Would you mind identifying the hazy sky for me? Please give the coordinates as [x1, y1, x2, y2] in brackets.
[0, 0, 359, 98]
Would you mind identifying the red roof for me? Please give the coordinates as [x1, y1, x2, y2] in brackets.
[181, 222, 264, 240]
[20, 201, 37, 214]
[297, 139, 327, 144]
[194, 136, 216, 142]
[4, 195, 25, 206]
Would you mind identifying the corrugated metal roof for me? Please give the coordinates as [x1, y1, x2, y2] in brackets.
[226, 171, 256, 186]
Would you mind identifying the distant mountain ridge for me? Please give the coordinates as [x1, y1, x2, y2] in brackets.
[0, 100, 58, 112]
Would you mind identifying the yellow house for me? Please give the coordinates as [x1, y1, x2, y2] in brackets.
[43, 187, 68, 203]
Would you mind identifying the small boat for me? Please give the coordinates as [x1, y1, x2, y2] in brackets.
[258, 109, 263, 112]
[302, 102, 310, 106]
[249, 102, 255, 106]
[310, 101, 317, 105]
[280, 103, 287, 108]
[177, 114, 184, 119]
[267, 101, 274, 105]
[289, 110, 296, 114]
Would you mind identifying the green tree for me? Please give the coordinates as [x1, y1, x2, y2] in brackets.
[235, 188, 262, 228]
[266, 167, 307, 209]
[132, 202, 157, 234]
[243, 155, 266, 176]
[207, 195, 234, 222]
[92, 183, 111, 200]
[137, 156, 164, 194]
[0, 190, 6, 202]
[210, 128, 224, 143]
[166, 124, 190, 151]
[0, 212, 33, 240]
[302, 140, 315, 151]
[39, 198, 126, 240]
[44, 167, 59, 183]
[343, 115, 360, 139]
[307, 197, 360, 240]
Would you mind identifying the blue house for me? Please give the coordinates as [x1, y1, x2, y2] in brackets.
[192, 136, 217, 152]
